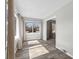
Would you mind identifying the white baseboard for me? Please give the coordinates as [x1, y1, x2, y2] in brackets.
[56, 47, 73, 58]
[66, 52, 73, 58]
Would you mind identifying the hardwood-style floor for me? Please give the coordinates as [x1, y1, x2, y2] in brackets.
[15, 39, 72, 59]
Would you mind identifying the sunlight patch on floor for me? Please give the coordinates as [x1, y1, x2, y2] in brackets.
[28, 40, 40, 45]
[29, 44, 49, 59]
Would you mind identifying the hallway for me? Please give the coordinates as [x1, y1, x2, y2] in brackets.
[15, 39, 72, 59]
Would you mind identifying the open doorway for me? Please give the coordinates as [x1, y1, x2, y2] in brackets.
[47, 19, 56, 46]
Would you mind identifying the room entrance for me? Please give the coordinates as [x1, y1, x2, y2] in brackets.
[47, 20, 56, 40]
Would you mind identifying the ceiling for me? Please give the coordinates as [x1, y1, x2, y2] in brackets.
[14, 0, 72, 19]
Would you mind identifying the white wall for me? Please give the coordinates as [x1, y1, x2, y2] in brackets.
[43, 20, 47, 41]
[56, 2, 73, 56]
[43, 1, 73, 57]
[15, 0, 72, 19]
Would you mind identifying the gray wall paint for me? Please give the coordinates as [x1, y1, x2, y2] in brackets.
[56, 2, 73, 56]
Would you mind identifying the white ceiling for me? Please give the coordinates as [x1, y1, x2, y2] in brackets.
[14, 0, 72, 19]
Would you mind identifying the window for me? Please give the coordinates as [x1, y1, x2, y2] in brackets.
[25, 22, 40, 33]
[25, 22, 32, 33]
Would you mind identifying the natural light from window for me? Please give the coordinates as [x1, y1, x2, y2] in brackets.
[28, 40, 49, 59]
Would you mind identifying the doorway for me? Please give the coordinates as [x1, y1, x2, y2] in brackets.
[47, 19, 56, 47]
[47, 19, 56, 40]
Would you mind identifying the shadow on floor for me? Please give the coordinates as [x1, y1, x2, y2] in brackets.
[15, 39, 72, 59]
[15, 41, 30, 59]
